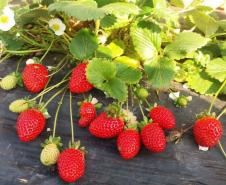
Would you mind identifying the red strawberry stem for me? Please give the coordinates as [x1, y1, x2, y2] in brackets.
[208, 79, 226, 114]
[40, 87, 67, 111]
[53, 89, 67, 137]
[218, 141, 226, 159]
[69, 92, 75, 143]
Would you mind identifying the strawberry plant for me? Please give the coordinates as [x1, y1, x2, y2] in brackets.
[0, 0, 226, 183]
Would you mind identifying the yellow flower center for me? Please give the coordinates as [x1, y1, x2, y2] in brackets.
[0, 15, 9, 24]
[52, 24, 60, 31]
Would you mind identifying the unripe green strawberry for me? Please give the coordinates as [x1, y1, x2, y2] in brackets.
[136, 88, 149, 100]
[9, 99, 29, 113]
[40, 143, 60, 166]
[176, 96, 188, 107]
[0, 74, 17, 90]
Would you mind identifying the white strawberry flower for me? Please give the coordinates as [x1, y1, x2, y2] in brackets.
[199, 145, 209, 151]
[0, 7, 16, 31]
[49, 18, 66, 36]
[91, 97, 98, 105]
[98, 34, 107, 45]
[169, 92, 180, 101]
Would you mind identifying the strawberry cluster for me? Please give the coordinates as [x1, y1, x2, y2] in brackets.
[2, 60, 225, 184]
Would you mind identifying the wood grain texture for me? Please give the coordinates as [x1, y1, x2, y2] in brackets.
[0, 58, 226, 185]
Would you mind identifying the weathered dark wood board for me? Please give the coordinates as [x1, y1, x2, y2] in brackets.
[0, 58, 226, 185]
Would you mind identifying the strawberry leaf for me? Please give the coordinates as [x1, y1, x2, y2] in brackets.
[86, 58, 116, 86]
[206, 58, 226, 82]
[69, 29, 98, 60]
[116, 63, 142, 84]
[48, 0, 106, 21]
[102, 78, 127, 102]
[190, 10, 219, 36]
[187, 71, 221, 95]
[101, 2, 140, 18]
[144, 57, 176, 89]
[131, 26, 159, 61]
[164, 32, 210, 60]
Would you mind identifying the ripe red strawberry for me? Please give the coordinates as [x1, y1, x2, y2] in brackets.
[69, 63, 93, 94]
[22, 63, 49, 93]
[16, 109, 46, 142]
[78, 102, 96, 127]
[149, 106, 175, 130]
[57, 148, 85, 183]
[89, 112, 124, 139]
[193, 117, 223, 147]
[141, 123, 166, 153]
[117, 129, 141, 160]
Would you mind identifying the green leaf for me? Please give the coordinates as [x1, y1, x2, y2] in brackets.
[102, 78, 127, 101]
[107, 40, 124, 58]
[69, 29, 98, 60]
[101, 2, 140, 18]
[206, 58, 226, 82]
[0, 0, 8, 11]
[144, 57, 176, 89]
[164, 32, 209, 60]
[131, 26, 159, 61]
[116, 63, 142, 84]
[96, 45, 112, 59]
[136, 21, 161, 50]
[17, 8, 49, 25]
[86, 58, 116, 86]
[114, 56, 140, 68]
[0, 32, 24, 51]
[187, 71, 221, 95]
[190, 10, 219, 36]
[86, 58, 127, 101]
[48, 0, 106, 21]
[100, 14, 130, 30]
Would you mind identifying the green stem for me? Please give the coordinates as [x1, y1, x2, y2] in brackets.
[15, 58, 24, 73]
[40, 87, 66, 111]
[40, 40, 54, 63]
[29, 79, 68, 102]
[69, 92, 75, 143]
[217, 108, 226, 120]
[48, 56, 68, 77]
[52, 89, 67, 137]
[138, 101, 145, 120]
[208, 79, 226, 114]
[0, 54, 11, 64]
[20, 33, 45, 48]
[95, 20, 100, 35]
[6, 49, 45, 54]
[144, 99, 151, 107]
[218, 141, 226, 159]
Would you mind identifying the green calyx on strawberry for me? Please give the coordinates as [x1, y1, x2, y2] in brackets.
[0, 72, 22, 91]
[40, 136, 63, 166]
[57, 140, 86, 183]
